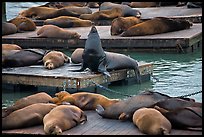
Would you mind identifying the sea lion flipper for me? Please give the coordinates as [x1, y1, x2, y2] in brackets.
[95, 104, 105, 116]
[98, 61, 110, 77]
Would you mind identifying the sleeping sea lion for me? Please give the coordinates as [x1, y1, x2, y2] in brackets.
[2, 22, 17, 36]
[2, 44, 22, 50]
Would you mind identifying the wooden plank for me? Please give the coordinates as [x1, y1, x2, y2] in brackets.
[2, 62, 153, 89]
[2, 24, 202, 52]
[2, 111, 202, 135]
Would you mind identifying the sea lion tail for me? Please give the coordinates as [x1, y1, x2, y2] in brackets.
[95, 104, 105, 116]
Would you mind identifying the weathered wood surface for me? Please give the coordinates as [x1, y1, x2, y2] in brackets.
[2, 24, 202, 52]
[2, 110, 202, 135]
[2, 62, 153, 89]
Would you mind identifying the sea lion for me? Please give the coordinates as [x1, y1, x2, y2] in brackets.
[2, 50, 21, 66]
[43, 105, 87, 135]
[2, 48, 47, 68]
[99, 2, 141, 17]
[111, 16, 142, 35]
[8, 16, 36, 32]
[2, 22, 17, 36]
[187, 2, 202, 8]
[71, 25, 110, 77]
[36, 25, 81, 39]
[2, 44, 22, 50]
[86, 2, 100, 8]
[71, 48, 141, 83]
[50, 91, 120, 110]
[44, 16, 93, 28]
[121, 17, 193, 37]
[132, 107, 172, 135]
[2, 103, 57, 130]
[43, 50, 70, 70]
[122, 2, 158, 8]
[2, 92, 53, 118]
[95, 90, 172, 120]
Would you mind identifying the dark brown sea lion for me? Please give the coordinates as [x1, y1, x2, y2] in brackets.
[8, 16, 36, 32]
[132, 107, 172, 135]
[2, 22, 17, 36]
[44, 16, 93, 28]
[36, 25, 81, 39]
[95, 90, 172, 120]
[71, 48, 141, 83]
[50, 91, 120, 110]
[111, 16, 142, 35]
[2, 50, 21, 66]
[121, 17, 193, 37]
[99, 2, 141, 17]
[43, 105, 87, 135]
[2, 44, 22, 50]
[2, 103, 57, 130]
[43, 50, 70, 70]
[2, 92, 53, 118]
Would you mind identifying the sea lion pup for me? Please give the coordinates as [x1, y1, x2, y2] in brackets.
[121, 17, 193, 37]
[36, 25, 81, 39]
[43, 105, 87, 135]
[111, 16, 142, 35]
[2, 22, 17, 36]
[133, 107, 172, 135]
[8, 16, 36, 32]
[44, 16, 93, 28]
[2, 92, 53, 118]
[43, 50, 70, 70]
[50, 91, 120, 110]
[99, 2, 141, 18]
[2, 44, 22, 50]
[2, 103, 57, 130]
[96, 90, 172, 120]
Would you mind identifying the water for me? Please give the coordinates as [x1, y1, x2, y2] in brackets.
[2, 2, 202, 108]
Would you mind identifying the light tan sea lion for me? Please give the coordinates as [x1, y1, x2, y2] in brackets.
[2, 44, 22, 50]
[121, 17, 193, 37]
[122, 2, 158, 8]
[132, 107, 172, 135]
[44, 16, 93, 28]
[111, 16, 142, 35]
[43, 105, 87, 135]
[2, 92, 53, 118]
[36, 25, 81, 39]
[43, 50, 70, 70]
[2, 103, 57, 130]
[8, 16, 36, 32]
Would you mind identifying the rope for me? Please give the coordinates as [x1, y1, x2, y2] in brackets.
[176, 90, 202, 98]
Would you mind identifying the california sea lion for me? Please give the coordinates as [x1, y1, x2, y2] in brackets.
[2, 103, 57, 130]
[36, 25, 81, 39]
[50, 91, 120, 110]
[99, 2, 141, 17]
[111, 16, 142, 35]
[122, 2, 158, 8]
[43, 105, 87, 135]
[71, 48, 141, 83]
[2, 48, 47, 68]
[43, 50, 70, 70]
[72, 25, 110, 77]
[2, 44, 22, 50]
[44, 16, 93, 28]
[2, 22, 17, 36]
[86, 2, 100, 8]
[96, 90, 172, 120]
[8, 16, 36, 32]
[2, 92, 53, 118]
[121, 17, 193, 37]
[133, 107, 172, 135]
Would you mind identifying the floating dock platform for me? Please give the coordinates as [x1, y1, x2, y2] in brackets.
[2, 110, 202, 135]
[2, 62, 153, 90]
[2, 24, 202, 53]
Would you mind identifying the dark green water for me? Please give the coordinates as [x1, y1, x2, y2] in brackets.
[2, 2, 202, 108]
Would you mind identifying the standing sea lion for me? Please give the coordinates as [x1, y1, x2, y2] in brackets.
[121, 17, 193, 37]
[2, 103, 57, 130]
[2, 22, 17, 36]
[2, 92, 53, 118]
[132, 107, 172, 135]
[36, 25, 81, 39]
[43, 50, 70, 70]
[72, 25, 110, 77]
[43, 105, 87, 135]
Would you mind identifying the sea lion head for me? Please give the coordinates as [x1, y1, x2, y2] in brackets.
[44, 124, 62, 135]
[134, 9, 142, 18]
[111, 17, 125, 35]
[90, 25, 98, 34]
[44, 60, 54, 70]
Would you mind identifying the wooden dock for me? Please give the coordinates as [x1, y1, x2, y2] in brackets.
[2, 24, 202, 53]
[2, 62, 153, 90]
[2, 110, 202, 135]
